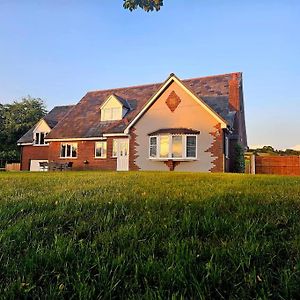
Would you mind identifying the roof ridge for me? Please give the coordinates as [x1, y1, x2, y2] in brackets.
[182, 72, 242, 82]
[85, 72, 240, 95]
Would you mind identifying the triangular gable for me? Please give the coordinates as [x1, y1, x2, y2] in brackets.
[33, 118, 51, 133]
[124, 74, 228, 133]
[100, 94, 129, 110]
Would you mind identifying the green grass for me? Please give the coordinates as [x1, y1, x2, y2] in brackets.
[1, 171, 300, 299]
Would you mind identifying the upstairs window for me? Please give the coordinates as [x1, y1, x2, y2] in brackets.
[60, 143, 77, 158]
[34, 132, 48, 145]
[95, 141, 107, 158]
[102, 107, 122, 121]
[149, 135, 197, 160]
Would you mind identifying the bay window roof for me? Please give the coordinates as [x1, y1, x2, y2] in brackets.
[148, 128, 200, 136]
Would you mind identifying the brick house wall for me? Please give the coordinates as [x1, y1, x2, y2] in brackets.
[21, 146, 49, 171]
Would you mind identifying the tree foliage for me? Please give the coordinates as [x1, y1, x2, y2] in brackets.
[233, 143, 245, 173]
[0, 96, 47, 165]
[248, 146, 300, 156]
[123, 0, 163, 12]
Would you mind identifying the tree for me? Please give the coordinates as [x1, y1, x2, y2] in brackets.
[0, 96, 47, 166]
[233, 143, 245, 173]
[123, 0, 163, 12]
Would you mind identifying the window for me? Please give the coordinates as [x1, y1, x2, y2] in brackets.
[149, 137, 157, 158]
[112, 139, 118, 157]
[149, 135, 197, 159]
[159, 135, 169, 158]
[225, 136, 229, 158]
[101, 107, 122, 121]
[186, 136, 196, 158]
[95, 141, 107, 158]
[60, 143, 77, 158]
[172, 136, 183, 158]
[34, 132, 48, 145]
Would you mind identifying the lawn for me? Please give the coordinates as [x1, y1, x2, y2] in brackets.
[0, 171, 300, 299]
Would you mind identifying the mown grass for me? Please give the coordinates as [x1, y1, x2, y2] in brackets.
[0, 171, 300, 299]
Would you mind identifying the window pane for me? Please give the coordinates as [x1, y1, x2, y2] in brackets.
[35, 132, 39, 144]
[71, 144, 77, 157]
[160, 135, 169, 158]
[103, 109, 111, 121]
[112, 107, 121, 120]
[172, 136, 183, 158]
[113, 139, 118, 157]
[40, 132, 45, 144]
[61, 144, 66, 157]
[149, 137, 157, 157]
[66, 144, 71, 157]
[186, 136, 196, 158]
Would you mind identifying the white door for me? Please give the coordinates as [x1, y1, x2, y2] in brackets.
[116, 139, 129, 171]
[29, 160, 48, 171]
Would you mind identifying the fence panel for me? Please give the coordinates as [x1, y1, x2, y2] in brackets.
[255, 156, 300, 176]
[5, 163, 21, 171]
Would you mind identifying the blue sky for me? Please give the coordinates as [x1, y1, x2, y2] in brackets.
[0, 0, 299, 150]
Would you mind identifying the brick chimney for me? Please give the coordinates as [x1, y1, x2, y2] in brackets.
[229, 73, 240, 111]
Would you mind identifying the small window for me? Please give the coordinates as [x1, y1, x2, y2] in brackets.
[225, 136, 229, 158]
[60, 143, 77, 158]
[112, 139, 118, 157]
[95, 141, 107, 158]
[149, 136, 157, 158]
[34, 132, 47, 145]
[102, 107, 122, 121]
[186, 136, 196, 158]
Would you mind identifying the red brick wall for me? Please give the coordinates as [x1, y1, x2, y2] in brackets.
[255, 156, 300, 176]
[48, 135, 139, 171]
[21, 145, 49, 170]
[205, 123, 224, 172]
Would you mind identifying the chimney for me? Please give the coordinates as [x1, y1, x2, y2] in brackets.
[229, 73, 240, 111]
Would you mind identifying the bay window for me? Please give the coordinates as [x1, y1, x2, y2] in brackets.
[60, 143, 77, 158]
[149, 135, 197, 159]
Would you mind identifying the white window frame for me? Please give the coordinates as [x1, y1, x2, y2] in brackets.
[101, 107, 122, 121]
[34, 132, 48, 146]
[148, 134, 197, 160]
[60, 142, 78, 159]
[95, 141, 107, 159]
[149, 136, 158, 158]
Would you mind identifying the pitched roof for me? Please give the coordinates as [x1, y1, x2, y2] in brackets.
[46, 73, 241, 140]
[17, 105, 74, 144]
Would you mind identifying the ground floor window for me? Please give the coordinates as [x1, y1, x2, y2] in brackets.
[95, 141, 107, 158]
[149, 135, 197, 159]
[60, 143, 77, 158]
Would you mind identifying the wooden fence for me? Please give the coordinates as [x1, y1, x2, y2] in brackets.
[5, 163, 21, 171]
[255, 156, 300, 176]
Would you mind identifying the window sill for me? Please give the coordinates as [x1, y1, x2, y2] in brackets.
[95, 157, 107, 159]
[33, 144, 49, 147]
[149, 157, 197, 161]
[59, 157, 77, 159]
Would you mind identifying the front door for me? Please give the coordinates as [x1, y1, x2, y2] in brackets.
[117, 139, 129, 171]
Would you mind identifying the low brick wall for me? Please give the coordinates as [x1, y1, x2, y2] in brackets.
[255, 156, 300, 176]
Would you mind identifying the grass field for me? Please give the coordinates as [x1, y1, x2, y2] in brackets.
[1, 171, 300, 299]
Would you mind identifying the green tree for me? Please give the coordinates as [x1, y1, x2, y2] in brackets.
[233, 143, 245, 173]
[0, 96, 47, 166]
[123, 0, 163, 11]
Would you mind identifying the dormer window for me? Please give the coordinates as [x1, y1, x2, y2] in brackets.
[102, 107, 122, 121]
[100, 94, 130, 121]
[34, 132, 48, 145]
